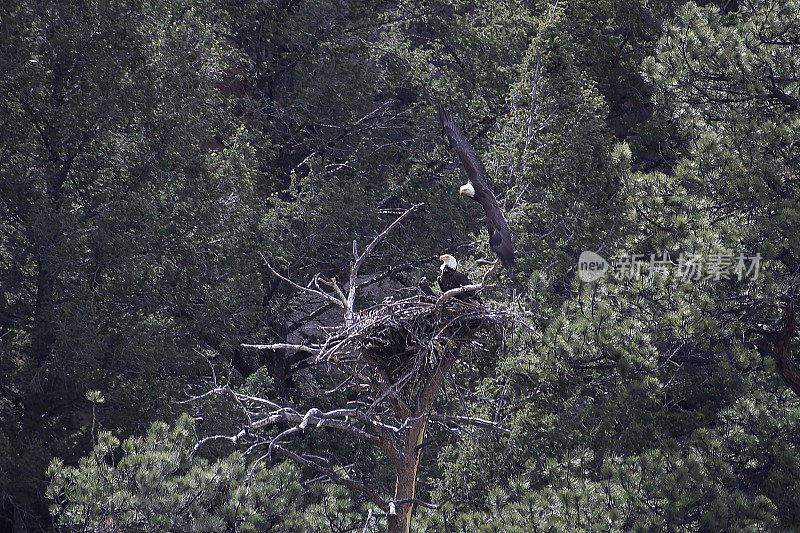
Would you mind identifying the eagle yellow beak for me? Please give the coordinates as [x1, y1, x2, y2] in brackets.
[438, 255, 446, 261]
[459, 189, 465, 195]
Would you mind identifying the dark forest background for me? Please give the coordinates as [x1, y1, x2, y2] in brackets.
[1, 0, 799, 530]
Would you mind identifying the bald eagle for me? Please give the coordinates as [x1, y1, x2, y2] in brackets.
[438, 105, 515, 269]
[438, 254, 481, 302]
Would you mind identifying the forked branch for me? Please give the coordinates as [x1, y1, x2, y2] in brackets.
[260, 204, 422, 326]
[345, 203, 423, 324]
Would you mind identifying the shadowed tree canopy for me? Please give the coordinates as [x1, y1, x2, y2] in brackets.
[1, 0, 799, 531]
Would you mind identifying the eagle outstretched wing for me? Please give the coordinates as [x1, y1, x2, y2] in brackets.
[438, 105, 515, 269]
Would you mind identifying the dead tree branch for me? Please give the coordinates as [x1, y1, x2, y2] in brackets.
[194, 203, 516, 533]
[345, 203, 423, 324]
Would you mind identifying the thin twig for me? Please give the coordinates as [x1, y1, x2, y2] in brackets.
[261, 253, 345, 308]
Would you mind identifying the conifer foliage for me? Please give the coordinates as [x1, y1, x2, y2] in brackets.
[0, 0, 798, 531]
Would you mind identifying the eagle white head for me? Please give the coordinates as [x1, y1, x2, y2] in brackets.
[459, 181, 475, 197]
[439, 254, 457, 271]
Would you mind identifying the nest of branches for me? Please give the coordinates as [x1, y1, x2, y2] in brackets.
[250, 205, 517, 397]
[319, 294, 509, 382]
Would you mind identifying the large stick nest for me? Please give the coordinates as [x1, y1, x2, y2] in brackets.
[318, 295, 510, 379]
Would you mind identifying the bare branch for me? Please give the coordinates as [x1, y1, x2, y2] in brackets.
[430, 413, 510, 432]
[273, 444, 389, 511]
[226, 390, 284, 410]
[361, 509, 374, 533]
[241, 342, 320, 355]
[390, 497, 441, 510]
[345, 203, 423, 323]
[193, 229, 517, 531]
[246, 407, 383, 445]
[193, 428, 249, 453]
[316, 274, 347, 304]
[268, 426, 302, 457]
[299, 407, 322, 430]
[435, 260, 500, 311]
[260, 252, 345, 308]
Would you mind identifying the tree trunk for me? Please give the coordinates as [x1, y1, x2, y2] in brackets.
[386, 347, 458, 533]
[25, 165, 67, 423]
[772, 301, 799, 396]
[756, 299, 799, 397]
[29, 163, 68, 369]
[387, 417, 427, 533]
[30, 260, 56, 365]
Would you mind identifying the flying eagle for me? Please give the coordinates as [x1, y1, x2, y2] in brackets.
[438, 105, 515, 269]
[438, 254, 481, 302]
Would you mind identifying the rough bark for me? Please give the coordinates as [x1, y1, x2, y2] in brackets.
[756, 298, 800, 397]
[387, 348, 457, 533]
[772, 300, 800, 396]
